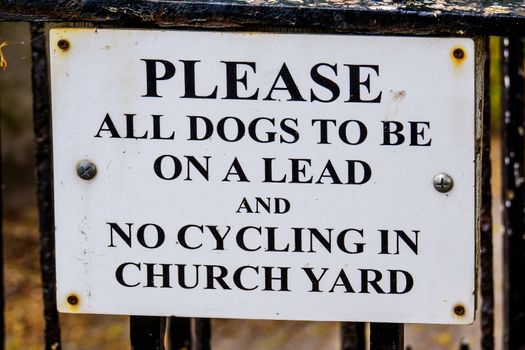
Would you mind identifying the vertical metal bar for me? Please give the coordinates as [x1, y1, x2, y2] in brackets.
[130, 316, 166, 350]
[480, 36, 494, 350]
[341, 322, 365, 350]
[501, 36, 525, 350]
[194, 318, 211, 350]
[168, 317, 192, 350]
[0, 74, 5, 350]
[30, 22, 62, 350]
[369, 323, 403, 350]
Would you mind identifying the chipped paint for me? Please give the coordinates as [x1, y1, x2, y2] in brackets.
[384, 90, 407, 121]
[65, 293, 80, 312]
[1, 1, 525, 36]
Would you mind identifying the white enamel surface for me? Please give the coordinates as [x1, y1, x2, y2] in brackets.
[50, 29, 476, 324]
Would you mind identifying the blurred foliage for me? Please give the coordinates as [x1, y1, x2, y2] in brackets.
[0, 23, 36, 210]
[0, 23, 31, 139]
[490, 37, 502, 133]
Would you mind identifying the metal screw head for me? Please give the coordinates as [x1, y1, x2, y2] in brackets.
[433, 173, 453, 193]
[67, 295, 79, 306]
[454, 305, 465, 316]
[57, 39, 70, 50]
[453, 48, 464, 59]
[76, 160, 97, 180]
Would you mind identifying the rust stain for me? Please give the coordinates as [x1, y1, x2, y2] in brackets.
[65, 293, 80, 312]
[57, 39, 70, 51]
[393, 90, 406, 100]
[384, 90, 407, 121]
[453, 303, 466, 318]
[451, 46, 466, 66]
[0, 41, 8, 70]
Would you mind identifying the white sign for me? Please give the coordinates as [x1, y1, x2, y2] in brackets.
[50, 29, 477, 324]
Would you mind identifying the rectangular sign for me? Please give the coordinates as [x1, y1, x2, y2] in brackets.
[50, 28, 477, 324]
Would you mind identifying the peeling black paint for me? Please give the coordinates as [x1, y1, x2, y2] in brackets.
[480, 37, 494, 350]
[1, 1, 525, 35]
[30, 22, 62, 350]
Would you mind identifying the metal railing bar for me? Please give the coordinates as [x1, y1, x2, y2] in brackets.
[501, 36, 525, 350]
[130, 316, 166, 350]
[194, 318, 211, 350]
[0, 58, 5, 350]
[341, 322, 365, 350]
[370, 323, 403, 350]
[480, 36, 494, 350]
[168, 317, 192, 350]
[30, 22, 62, 350]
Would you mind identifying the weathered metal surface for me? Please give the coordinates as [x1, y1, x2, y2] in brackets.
[501, 36, 525, 350]
[30, 22, 62, 350]
[370, 323, 403, 350]
[130, 316, 166, 350]
[1, 1, 525, 35]
[480, 37, 494, 350]
[341, 322, 365, 350]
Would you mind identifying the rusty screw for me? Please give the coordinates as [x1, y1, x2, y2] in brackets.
[454, 305, 465, 316]
[76, 160, 97, 180]
[453, 48, 464, 59]
[57, 39, 69, 50]
[67, 295, 79, 306]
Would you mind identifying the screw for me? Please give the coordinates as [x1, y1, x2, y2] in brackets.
[454, 305, 465, 316]
[67, 295, 79, 306]
[57, 39, 69, 50]
[76, 160, 97, 180]
[453, 48, 464, 59]
[433, 173, 453, 193]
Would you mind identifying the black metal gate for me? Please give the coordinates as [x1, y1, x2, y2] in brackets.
[1, 1, 525, 349]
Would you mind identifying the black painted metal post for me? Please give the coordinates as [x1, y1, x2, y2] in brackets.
[369, 323, 403, 350]
[501, 36, 525, 350]
[30, 22, 62, 350]
[0, 70, 5, 350]
[341, 322, 365, 350]
[130, 316, 166, 350]
[194, 318, 211, 350]
[480, 36, 494, 350]
[168, 317, 192, 350]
